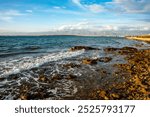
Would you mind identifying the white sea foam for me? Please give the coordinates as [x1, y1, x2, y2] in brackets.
[0, 50, 84, 78]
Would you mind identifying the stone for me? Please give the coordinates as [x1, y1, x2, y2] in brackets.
[82, 58, 98, 65]
[51, 74, 63, 81]
[66, 74, 77, 80]
[69, 46, 100, 51]
[104, 47, 119, 52]
[118, 47, 138, 55]
[98, 57, 112, 63]
[63, 63, 81, 69]
[38, 74, 49, 82]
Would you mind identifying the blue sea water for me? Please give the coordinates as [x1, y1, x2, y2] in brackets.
[0, 35, 149, 99]
[0, 35, 148, 77]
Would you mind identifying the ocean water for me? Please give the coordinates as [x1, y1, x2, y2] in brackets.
[0, 35, 149, 99]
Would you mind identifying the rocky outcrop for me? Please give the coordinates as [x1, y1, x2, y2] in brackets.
[62, 63, 81, 69]
[69, 46, 100, 51]
[90, 49, 150, 100]
[118, 47, 138, 55]
[82, 57, 112, 65]
[104, 47, 138, 55]
[104, 47, 119, 52]
[82, 58, 98, 65]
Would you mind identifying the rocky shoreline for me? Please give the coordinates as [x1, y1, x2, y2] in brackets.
[0, 45, 149, 100]
[88, 47, 150, 99]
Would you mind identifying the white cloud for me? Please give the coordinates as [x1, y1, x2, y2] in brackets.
[72, 0, 84, 8]
[85, 4, 105, 13]
[53, 6, 61, 9]
[72, 0, 150, 14]
[57, 22, 91, 31]
[49, 22, 150, 36]
[0, 10, 24, 22]
[26, 10, 33, 13]
[0, 16, 12, 22]
[0, 10, 23, 16]
[107, 0, 150, 13]
[72, 0, 104, 13]
[54, 22, 150, 32]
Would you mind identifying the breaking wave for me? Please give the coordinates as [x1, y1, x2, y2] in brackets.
[0, 50, 84, 78]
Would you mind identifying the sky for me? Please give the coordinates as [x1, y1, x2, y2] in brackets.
[0, 0, 150, 35]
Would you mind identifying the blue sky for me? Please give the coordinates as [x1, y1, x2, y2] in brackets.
[0, 0, 150, 35]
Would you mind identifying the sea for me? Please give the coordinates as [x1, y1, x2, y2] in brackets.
[0, 35, 149, 99]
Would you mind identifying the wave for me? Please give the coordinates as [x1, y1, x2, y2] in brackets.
[0, 51, 42, 58]
[0, 50, 84, 78]
[23, 46, 42, 50]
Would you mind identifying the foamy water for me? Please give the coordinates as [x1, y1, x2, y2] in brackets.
[0, 50, 84, 78]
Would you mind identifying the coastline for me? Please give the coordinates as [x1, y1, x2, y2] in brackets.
[0, 36, 149, 100]
[125, 35, 150, 42]
[1, 46, 150, 100]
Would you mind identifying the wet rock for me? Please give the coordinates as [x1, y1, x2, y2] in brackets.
[110, 93, 120, 99]
[7, 74, 20, 81]
[90, 49, 150, 100]
[20, 94, 28, 100]
[118, 47, 138, 55]
[104, 47, 119, 52]
[69, 46, 100, 51]
[82, 58, 98, 65]
[51, 74, 63, 81]
[99, 68, 107, 78]
[63, 63, 81, 69]
[98, 57, 112, 63]
[104, 47, 138, 55]
[98, 90, 109, 100]
[38, 74, 49, 82]
[0, 78, 5, 82]
[66, 74, 77, 80]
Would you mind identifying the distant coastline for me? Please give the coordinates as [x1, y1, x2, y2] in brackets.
[0, 34, 121, 37]
[125, 34, 150, 42]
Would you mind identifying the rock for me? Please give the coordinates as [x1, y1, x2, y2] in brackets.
[69, 46, 100, 51]
[82, 57, 112, 65]
[38, 74, 49, 82]
[82, 58, 98, 65]
[20, 94, 27, 100]
[66, 74, 77, 80]
[98, 57, 112, 63]
[104, 47, 138, 55]
[0, 78, 5, 82]
[91, 49, 150, 100]
[110, 93, 120, 99]
[51, 74, 63, 81]
[98, 90, 109, 100]
[118, 47, 138, 55]
[104, 47, 119, 52]
[63, 63, 81, 69]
